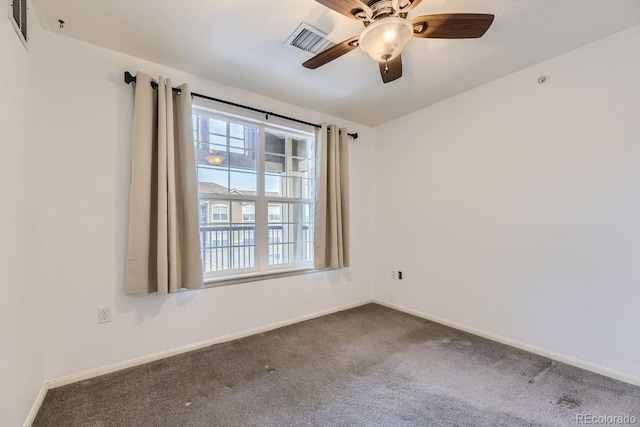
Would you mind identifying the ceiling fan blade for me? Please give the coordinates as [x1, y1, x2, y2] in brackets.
[302, 36, 360, 69]
[379, 55, 403, 83]
[314, 0, 372, 20]
[412, 14, 495, 39]
[397, 0, 422, 13]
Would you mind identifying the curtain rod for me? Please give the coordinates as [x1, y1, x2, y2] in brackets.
[123, 72, 358, 140]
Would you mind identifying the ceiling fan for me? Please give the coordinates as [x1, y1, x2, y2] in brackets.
[303, 0, 495, 83]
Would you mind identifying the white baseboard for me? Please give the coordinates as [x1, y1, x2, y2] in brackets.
[23, 382, 49, 427]
[47, 298, 373, 389]
[373, 299, 640, 387]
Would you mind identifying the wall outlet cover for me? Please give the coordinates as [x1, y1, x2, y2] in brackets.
[97, 306, 111, 324]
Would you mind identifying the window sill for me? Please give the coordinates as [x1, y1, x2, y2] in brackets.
[202, 267, 322, 288]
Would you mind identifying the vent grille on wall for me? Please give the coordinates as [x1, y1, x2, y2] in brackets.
[285, 23, 335, 55]
[9, 0, 28, 49]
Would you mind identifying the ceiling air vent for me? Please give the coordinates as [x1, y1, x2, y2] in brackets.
[9, 0, 28, 49]
[285, 22, 336, 55]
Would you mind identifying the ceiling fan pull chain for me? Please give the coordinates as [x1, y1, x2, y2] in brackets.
[384, 60, 389, 74]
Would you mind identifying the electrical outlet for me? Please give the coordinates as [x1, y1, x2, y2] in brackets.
[391, 270, 397, 279]
[97, 306, 111, 324]
[346, 270, 353, 281]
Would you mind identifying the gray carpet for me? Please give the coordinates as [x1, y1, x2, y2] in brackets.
[33, 304, 640, 426]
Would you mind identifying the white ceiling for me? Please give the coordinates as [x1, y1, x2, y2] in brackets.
[32, 0, 640, 127]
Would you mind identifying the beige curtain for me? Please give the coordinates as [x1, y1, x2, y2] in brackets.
[314, 124, 351, 269]
[126, 72, 203, 296]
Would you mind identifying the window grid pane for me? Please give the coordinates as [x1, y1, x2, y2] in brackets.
[267, 202, 313, 266]
[201, 224, 257, 272]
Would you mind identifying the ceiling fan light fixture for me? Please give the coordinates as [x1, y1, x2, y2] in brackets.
[206, 154, 225, 165]
[359, 17, 413, 62]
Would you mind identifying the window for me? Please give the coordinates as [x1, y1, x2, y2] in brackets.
[211, 204, 229, 222]
[268, 205, 281, 222]
[242, 204, 256, 222]
[199, 204, 208, 225]
[194, 109, 315, 280]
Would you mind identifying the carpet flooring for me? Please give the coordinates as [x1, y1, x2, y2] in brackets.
[33, 304, 640, 426]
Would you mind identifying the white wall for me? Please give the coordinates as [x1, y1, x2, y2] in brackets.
[9, 7, 640, 424]
[0, 2, 44, 426]
[373, 25, 640, 380]
[34, 30, 375, 383]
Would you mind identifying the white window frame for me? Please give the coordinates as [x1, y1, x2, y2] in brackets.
[194, 108, 316, 282]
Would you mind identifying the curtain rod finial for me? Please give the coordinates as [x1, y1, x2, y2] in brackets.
[124, 71, 136, 84]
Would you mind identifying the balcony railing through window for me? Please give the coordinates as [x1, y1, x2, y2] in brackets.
[200, 225, 311, 272]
